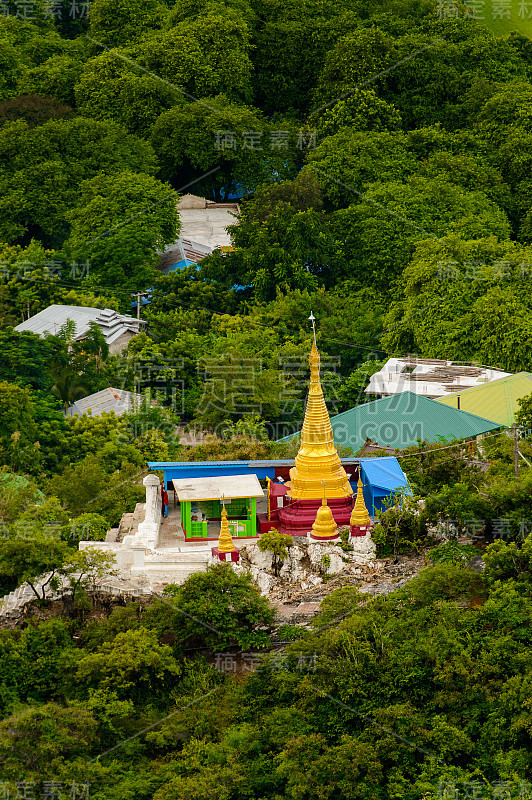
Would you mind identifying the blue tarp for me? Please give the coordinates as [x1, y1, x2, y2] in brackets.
[359, 457, 411, 515]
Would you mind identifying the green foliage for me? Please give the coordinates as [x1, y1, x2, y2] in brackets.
[483, 534, 532, 584]
[372, 493, 428, 557]
[162, 562, 275, 649]
[427, 540, 480, 566]
[258, 527, 293, 576]
[0, 533, 68, 599]
[65, 170, 179, 288]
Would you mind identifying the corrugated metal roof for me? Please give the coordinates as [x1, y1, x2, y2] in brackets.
[281, 392, 502, 452]
[15, 305, 143, 344]
[359, 457, 410, 493]
[172, 474, 264, 501]
[67, 388, 143, 417]
[435, 372, 532, 427]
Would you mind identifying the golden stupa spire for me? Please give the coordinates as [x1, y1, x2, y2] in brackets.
[217, 500, 236, 552]
[311, 481, 339, 539]
[288, 313, 353, 501]
[350, 476, 371, 527]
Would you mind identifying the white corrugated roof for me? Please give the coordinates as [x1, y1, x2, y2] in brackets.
[66, 388, 143, 417]
[172, 474, 264, 501]
[15, 305, 143, 344]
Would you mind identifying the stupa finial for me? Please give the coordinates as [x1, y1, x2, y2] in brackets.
[217, 496, 236, 552]
[288, 316, 352, 501]
[350, 475, 371, 527]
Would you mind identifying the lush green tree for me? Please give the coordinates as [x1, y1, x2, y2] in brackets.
[65, 170, 179, 288]
[258, 528, 293, 576]
[88, 0, 165, 48]
[314, 25, 396, 108]
[60, 547, 119, 603]
[515, 392, 532, 428]
[151, 95, 297, 197]
[0, 381, 40, 472]
[307, 129, 418, 208]
[381, 236, 532, 371]
[0, 702, 97, 780]
[75, 627, 181, 704]
[136, 14, 254, 103]
[0, 117, 158, 246]
[74, 50, 177, 135]
[0, 468, 43, 525]
[162, 562, 275, 650]
[0, 533, 68, 599]
[335, 176, 511, 294]
[314, 89, 402, 138]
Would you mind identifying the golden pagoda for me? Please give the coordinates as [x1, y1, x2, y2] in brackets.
[217, 504, 236, 553]
[350, 476, 371, 530]
[288, 336, 353, 501]
[311, 495, 339, 540]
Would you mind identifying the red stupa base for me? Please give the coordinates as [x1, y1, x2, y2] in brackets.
[211, 547, 240, 562]
[350, 524, 372, 538]
[259, 497, 353, 537]
[309, 532, 340, 541]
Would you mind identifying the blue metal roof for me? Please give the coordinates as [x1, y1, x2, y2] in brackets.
[359, 457, 410, 494]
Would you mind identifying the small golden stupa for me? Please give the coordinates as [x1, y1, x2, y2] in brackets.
[288, 322, 353, 502]
[217, 503, 236, 553]
[350, 476, 371, 528]
[311, 495, 339, 540]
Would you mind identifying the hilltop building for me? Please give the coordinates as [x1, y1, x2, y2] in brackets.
[15, 305, 144, 354]
[435, 372, 532, 427]
[66, 388, 143, 418]
[159, 193, 240, 273]
[366, 358, 511, 399]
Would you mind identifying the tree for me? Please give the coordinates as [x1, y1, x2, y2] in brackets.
[381, 236, 532, 371]
[65, 170, 179, 288]
[150, 95, 297, 197]
[74, 51, 177, 135]
[75, 627, 181, 704]
[0, 93, 75, 126]
[162, 562, 275, 650]
[0, 117, 158, 246]
[258, 528, 293, 576]
[0, 702, 98, 779]
[0, 534, 68, 600]
[88, 0, 165, 48]
[0, 381, 40, 472]
[66, 512, 109, 545]
[314, 25, 396, 108]
[136, 14, 254, 103]
[337, 359, 386, 410]
[515, 392, 532, 428]
[335, 176, 511, 294]
[315, 89, 402, 138]
[60, 547, 119, 604]
[49, 364, 89, 413]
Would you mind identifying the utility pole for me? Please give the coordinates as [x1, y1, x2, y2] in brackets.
[513, 422, 519, 478]
[132, 292, 148, 330]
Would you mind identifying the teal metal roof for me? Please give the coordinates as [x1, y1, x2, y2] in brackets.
[282, 391, 503, 452]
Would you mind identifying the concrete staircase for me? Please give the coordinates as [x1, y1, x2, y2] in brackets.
[0, 573, 61, 617]
[0, 574, 155, 618]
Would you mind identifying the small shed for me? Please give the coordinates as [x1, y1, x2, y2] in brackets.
[358, 457, 411, 515]
[172, 474, 264, 541]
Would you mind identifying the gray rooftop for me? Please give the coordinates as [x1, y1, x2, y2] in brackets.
[15, 305, 144, 345]
[66, 388, 144, 418]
